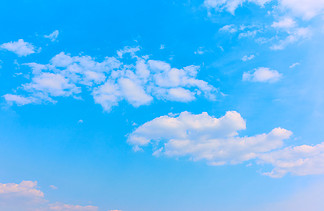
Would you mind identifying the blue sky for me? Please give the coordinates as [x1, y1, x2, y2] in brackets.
[1, 0, 324, 210]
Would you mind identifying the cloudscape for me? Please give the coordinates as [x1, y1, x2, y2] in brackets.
[1, 0, 324, 210]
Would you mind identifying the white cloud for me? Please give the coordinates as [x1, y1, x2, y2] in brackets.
[270, 27, 311, 50]
[272, 17, 296, 29]
[204, 0, 271, 14]
[219, 24, 237, 33]
[242, 54, 255, 61]
[23, 73, 81, 97]
[44, 30, 59, 42]
[129, 111, 324, 178]
[279, 0, 324, 20]
[238, 29, 260, 39]
[0, 181, 44, 198]
[48, 203, 98, 211]
[204, 0, 324, 20]
[128, 111, 292, 165]
[194, 47, 206, 55]
[0, 181, 98, 211]
[3, 94, 37, 106]
[258, 143, 324, 177]
[0, 39, 36, 57]
[118, 78, 153, 107]
[243, 67, 282, 83]
[49, 185, 58, 190]
[5, 47, 217, 111]
[289, 62, 300, 68]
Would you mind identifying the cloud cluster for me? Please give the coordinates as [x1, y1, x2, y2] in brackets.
[0, 181, 98, 211]
[243, 67, 282, 83]
[128, 111, 302, 170]
[128, 111, 324, 177]
[0, 39, 36, 57]
[4, 47, 217, 111]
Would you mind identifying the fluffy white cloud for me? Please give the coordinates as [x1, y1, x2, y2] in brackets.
[0, 181, 98, 211]
[259, 143, 324, 177]
[0, 39, 36, 56]
[129, 111, 324, 177]
[128, 111, 292, 165]
[243, 67, 282, 83]
[44, 30, 59, 42]
[5, 47, 217, 111]
[0, 181, 44, 198]
[23, 73, 81, 97]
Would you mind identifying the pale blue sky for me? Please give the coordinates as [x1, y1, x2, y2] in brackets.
[1, 0, 324, 210]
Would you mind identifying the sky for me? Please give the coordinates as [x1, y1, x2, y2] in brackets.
[1, 0, 324, 210]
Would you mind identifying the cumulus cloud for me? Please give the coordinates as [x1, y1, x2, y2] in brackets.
[44, 30, 59, 42]
[0, 181, 98, 211]
[5, 47, 217, 112]
[128, 111, 324, 177]
[128, 111, 292, 166]
[0, 39, 36, 56]
[258, 143, 324, 178]
[243, 67, 282, 83]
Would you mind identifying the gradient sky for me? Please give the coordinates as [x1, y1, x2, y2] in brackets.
[1, 0, 324, 211]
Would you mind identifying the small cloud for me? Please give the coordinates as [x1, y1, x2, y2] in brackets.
[242, 54, 255, 61]
[243, 67, 282, 83]
[289, 62, 300, 68]
[272, 17, 296, 29]
[44, 30, 59, 42]
[160, 44, 165, 50]
[0, 39, 36, 57]
[78, 120, 84, 124]
[238, 30, 259, 39]
[219, 24, 237, 33]
[49, 185, 58, 190]
[194, 47, 206, 55]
